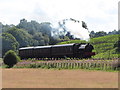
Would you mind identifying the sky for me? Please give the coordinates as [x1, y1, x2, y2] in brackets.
[0, 0, 119, 33]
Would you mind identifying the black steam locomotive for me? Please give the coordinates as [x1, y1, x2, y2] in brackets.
[19, 43, 95, 59]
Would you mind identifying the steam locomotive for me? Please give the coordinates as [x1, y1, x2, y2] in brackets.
[19, 43, 95, 59]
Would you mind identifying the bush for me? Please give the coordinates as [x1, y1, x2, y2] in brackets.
[3, 50, 20, 68]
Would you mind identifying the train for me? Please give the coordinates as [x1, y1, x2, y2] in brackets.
[19, 43, 95, 60]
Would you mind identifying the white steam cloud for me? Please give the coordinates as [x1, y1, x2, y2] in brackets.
[65, 21, 90, 41]
[52, 19, 90, 41]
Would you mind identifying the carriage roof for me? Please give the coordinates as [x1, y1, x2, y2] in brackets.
[52, 43, 75, 47]
[19, 43, 88, 50]
[19, 47, 34, 50]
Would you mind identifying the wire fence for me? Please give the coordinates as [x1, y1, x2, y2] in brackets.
[15, 59, 120, 71]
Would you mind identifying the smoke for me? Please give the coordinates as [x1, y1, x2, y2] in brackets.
[51, 18, 90, 41]
[65, 20, 90, 41]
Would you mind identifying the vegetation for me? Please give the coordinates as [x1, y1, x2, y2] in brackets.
[90, 35, 119, 59]
[89, 30, 120, 38]
[57, 40, 87, 44]
[3, 50, 20, 68]
[6, 27, 34, 48]
[0, 18, 119, 58]
[1, 33, 19, 56]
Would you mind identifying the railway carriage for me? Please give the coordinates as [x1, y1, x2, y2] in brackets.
[51, 44, 74, 58]
[19, 43, 95, 59]
[19, 47, 34, 59]
[34, 46, 51, 58]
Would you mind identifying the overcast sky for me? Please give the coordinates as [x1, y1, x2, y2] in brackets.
[0, 0, 119, 32]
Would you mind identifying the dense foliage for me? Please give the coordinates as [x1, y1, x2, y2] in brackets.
[3, 50, 20, 68]
[6, 27, 33, 47]
[1, 33, 19, 56]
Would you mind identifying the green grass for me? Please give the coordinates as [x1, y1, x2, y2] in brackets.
[57, 40, 87, 44]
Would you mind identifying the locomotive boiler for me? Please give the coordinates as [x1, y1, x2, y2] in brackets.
[19, 43, 95, 59]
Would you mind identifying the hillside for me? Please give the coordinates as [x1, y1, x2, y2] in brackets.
[57, 40, 87, 44]
[58, 34, 119, 59]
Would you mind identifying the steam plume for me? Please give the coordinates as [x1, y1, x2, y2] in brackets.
[52, 18, 90, 41]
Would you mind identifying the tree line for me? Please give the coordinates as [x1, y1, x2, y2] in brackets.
[89, 30, 120, 38]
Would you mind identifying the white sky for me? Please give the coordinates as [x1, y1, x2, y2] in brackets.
[0, 0, 119, 32]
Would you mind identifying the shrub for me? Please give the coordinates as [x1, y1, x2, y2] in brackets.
[3, 50, 20, 68]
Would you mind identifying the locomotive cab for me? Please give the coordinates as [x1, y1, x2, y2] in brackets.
[78, 43, 95, 58]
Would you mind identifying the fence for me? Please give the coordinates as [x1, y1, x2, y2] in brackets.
[15, 60, 119, 70]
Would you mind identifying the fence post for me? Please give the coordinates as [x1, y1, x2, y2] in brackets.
[80, 63, 82, 69]
[77, 63, 79, 69]
[106, 63, 108, 70]
[103, 63, 106, 70]
[101, 63, 103, 70]
[60, 63, 62, 68]
[61, 63, 63, 68]
[64, 63, 66, 68]
[109, 63, 111, 70]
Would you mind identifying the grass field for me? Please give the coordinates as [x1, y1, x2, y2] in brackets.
[2, 68, 118, 88]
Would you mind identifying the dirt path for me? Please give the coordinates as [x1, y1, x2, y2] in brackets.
[2, 69, 118, 88]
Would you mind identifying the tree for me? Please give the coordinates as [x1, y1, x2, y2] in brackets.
[6, 27, 33, 47]
[3, 50, 20, 68]
[43, 34, 49, 45]
[95, 31, 107, 37]
[1, 33, 19, 56]
[39, 22, 52, 37]
[89, 31, 95, 38]
[17, 19, 54, 45]
[17, 18, 28, 29]
[33, 32, 46, 45]
[66, 32, 74, 40]
[17, 19, 52, 36]
[49, 37, 60, 45]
